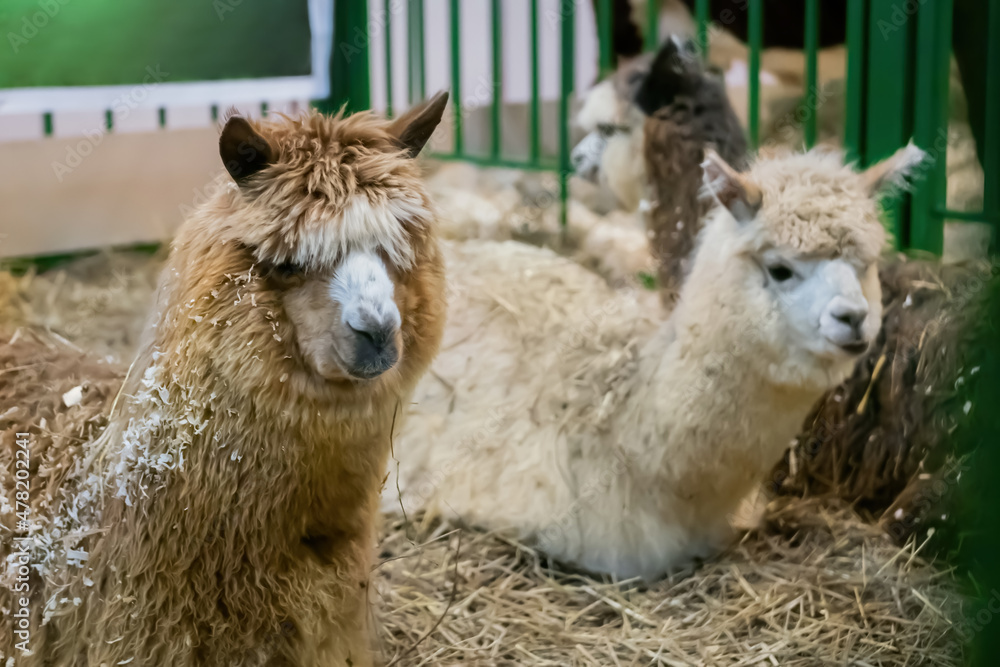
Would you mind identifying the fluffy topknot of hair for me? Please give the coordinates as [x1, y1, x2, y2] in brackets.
[213, 110, 435, 271]
[747, 149, 889, 262]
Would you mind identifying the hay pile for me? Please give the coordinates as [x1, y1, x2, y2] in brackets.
[0, 327, 122, 581]
[0, 328, 121, 450]
[374, 500, 961, 665]
[0, 249, 164, 362]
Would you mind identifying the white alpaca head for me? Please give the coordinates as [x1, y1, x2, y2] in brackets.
[570, 37, 707, 211]
[749, 244, 880, 359]
[692, 143, 927, 387]
[571, 54, 652, 210]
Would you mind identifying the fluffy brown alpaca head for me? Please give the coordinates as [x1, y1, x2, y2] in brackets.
[166, 93, 450, 399]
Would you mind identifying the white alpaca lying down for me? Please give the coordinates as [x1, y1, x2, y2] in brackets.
[388, 144, 925, 580]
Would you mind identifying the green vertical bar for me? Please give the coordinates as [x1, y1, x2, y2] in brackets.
[933, 0, 954, 240]
[158, 107, 167, 127]
[408, 0, 426, 104]
[417, 0, 426, 100]
[559, 0, 575, 228]
[597, 0, 613, 76]
[321, 0, 371, 113]
[43, 112, 53, 136]
[407, 0, 416, 104]
[695, 0, 710, 56]
[491, 0, 503, 160]
[747, 0, 763, 149]
[645, 0, 658, 51]
[804, 0, 819, 148]
[384, 0, 393, 117]
[105, 110, 113, 132]
[844, 0, 868, 163]
[910, 0, 939, 252]
[450, 0, 463, 156]
[984, 0, 1000, 242]
[866, 0, 915, 247]
[530, 0, 541, 164]
[911, 0, 951, 254]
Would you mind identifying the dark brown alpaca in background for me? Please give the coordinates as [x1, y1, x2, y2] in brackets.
[636, 38, 746, 306]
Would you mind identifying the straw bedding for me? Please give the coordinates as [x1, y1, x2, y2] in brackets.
[0, 249, 165, 362]
[0, 249, 967, 665]
[375, 501, 961, 666]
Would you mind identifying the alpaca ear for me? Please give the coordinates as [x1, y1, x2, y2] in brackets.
[702, 149, 762, 223]
[860, 141, 929, 199]
[387, 90, 450, 158]
[633, 35, 697, 116]
[219, 116, 274, 186]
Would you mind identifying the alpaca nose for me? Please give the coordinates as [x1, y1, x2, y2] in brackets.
[821, 296, 870, 355]
[571, 148, 594, 179]
[348, 322, 399, 379]
[571, 133, 604, 182]
[830, 300, 868, 334]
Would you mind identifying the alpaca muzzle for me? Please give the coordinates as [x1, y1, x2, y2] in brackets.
[571, 131, 607, 182]
[821, 295, 871, 355]
[347, 321, 399, 379]
[331, 248, 403, 379]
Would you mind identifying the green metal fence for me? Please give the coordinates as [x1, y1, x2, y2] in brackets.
[847, 0, 995, 254]
[327, 0, 998, 255]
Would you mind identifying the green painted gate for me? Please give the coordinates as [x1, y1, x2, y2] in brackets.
[325, 0, 998, 255]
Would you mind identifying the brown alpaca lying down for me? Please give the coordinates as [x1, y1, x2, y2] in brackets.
[1, 94, 449, 666]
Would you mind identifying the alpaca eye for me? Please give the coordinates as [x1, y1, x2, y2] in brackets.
[767, 264, 794, 283]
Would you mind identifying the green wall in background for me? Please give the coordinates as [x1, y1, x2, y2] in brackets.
[0, 0, 312, 88]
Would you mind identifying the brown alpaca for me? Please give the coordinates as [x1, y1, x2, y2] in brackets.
[1, 93, 449, 666]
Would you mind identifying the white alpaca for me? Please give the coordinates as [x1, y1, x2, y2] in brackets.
[387, 144, 925, 580]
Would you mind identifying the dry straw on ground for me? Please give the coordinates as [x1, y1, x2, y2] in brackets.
[373, 501, 962, 666]
[1, 252, 967, 666]
[0, 249, 164, 362]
